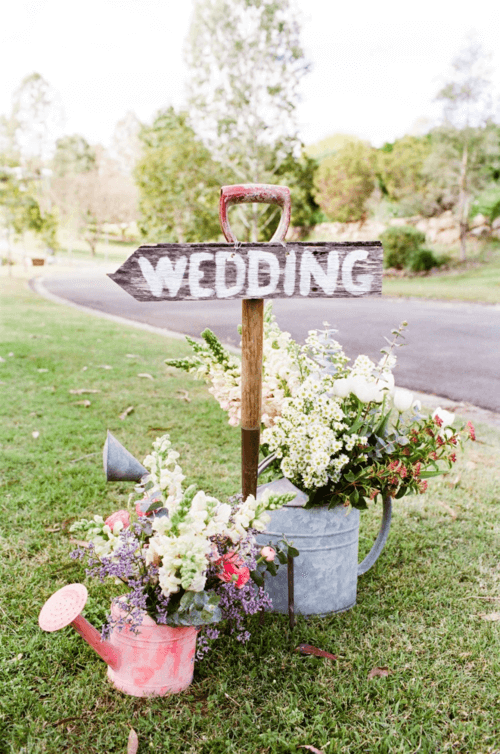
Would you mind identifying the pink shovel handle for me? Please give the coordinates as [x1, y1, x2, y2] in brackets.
[219, 184, 291, 243]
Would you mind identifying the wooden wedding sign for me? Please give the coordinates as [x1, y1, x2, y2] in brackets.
[109, 184, 383, 502]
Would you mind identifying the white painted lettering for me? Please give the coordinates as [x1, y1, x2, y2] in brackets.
[246, 250, 280, 297]
[299, 249, 339, 296]
[215, 251, 246, 298]
[283, 250, 296, 296]
[189, 252, 215, 298]
[138, 255, 187, 298]
[341, 250, 373, 296]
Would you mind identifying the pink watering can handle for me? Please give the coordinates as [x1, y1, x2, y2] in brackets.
[219, 184, 291, 243]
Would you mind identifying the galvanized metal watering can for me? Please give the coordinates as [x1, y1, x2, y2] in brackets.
[256, 456, 392, 617]
[38, 584, 197, 697]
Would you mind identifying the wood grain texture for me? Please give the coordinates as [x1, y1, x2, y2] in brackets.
[108, 242, 383, 302]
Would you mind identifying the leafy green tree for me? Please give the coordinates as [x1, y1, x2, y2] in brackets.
[313, 140, 375, 223]
[52, 135, 96, 177]
[376, 135, 432, 212]
[428, 37, 498, 260]
[186, 0, 309, 241]
[135, 108, 223, 243]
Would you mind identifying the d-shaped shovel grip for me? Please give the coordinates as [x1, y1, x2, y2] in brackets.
[219, 184, 291, 243]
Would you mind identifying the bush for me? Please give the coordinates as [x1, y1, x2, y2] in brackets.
[407, 248, 441, 273]
[470, 188, 500, 224]
[379, 226, 426, 269]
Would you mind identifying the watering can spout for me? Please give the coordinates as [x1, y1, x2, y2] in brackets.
[38, 584, 121, 670]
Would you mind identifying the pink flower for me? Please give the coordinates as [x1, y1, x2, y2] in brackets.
[104, 509, 130, 530]
[466, 421, 476, 441]
[216, 552, 250, 589]
[260, 546, 276, 562]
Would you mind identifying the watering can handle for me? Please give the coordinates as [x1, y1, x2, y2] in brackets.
[357, 495, 392, 576]
[256, 454, 392, 575]
[219, 184, 291, 243]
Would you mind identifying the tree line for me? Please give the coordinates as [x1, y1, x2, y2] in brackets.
[1, 1, 499, 262]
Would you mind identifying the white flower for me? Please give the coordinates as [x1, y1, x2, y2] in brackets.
[393, 388, 413, 413]
[188, 572, 207, 592]
[433, 407, 455, 427]
[332, 377, 352, 398]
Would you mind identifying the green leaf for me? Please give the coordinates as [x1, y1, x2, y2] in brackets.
[250, 569, 264, 587]
[287, 546, 299, 558]
[266, 561, 278, 577]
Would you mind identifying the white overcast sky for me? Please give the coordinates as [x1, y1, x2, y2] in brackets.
[1, 0, 500, 150]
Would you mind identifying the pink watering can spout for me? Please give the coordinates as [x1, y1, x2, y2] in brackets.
[38, 583, 121, 671]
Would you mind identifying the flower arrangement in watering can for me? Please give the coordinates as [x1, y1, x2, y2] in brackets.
[166, 305, 476, 616]
[38, 434, 295, 697]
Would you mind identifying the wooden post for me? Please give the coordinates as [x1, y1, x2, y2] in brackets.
[241, 298, 264, 500]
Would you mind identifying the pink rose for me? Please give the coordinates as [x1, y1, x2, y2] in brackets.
[104, 509, 130, 530]
[216, 552, 250, 589]
[260, 546, 275, 562]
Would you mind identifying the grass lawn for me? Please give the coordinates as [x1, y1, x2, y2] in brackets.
[1, 273, 500, 754]
[382, 242, 500, 304]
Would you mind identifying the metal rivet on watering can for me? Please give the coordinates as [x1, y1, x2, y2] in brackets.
[38, 584, 120, 670]
[103, 430, 148, 482]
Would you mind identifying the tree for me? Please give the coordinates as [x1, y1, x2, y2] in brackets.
[135, 107, 223, 243]
[10, 73, 64, 170]
[52, 135, 96, 177]
[53, 146, 138, 255]
[430, 37, 497, 260]
[313, 140, 375, 223]
[186, 0, 309, 240]
[111, 111, 142, 176]
[375, 135, 432, 213]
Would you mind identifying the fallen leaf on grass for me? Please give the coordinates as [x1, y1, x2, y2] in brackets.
[0, 356, 5, 363]
[176, 390, 191, 403]
[138, 373, 154, 380]
[37, 368, 49, 373]
[446, 474, 461, 488]
[126, 354, 140, 358]
[69, 389, 101, 394]
[128, 728, 139, 754]
[295, 644, 337, 660]
[368, 666, 390, 679]
[69, 537, 90, 548]
[81, 366, 88, 371]
[98, 364, 113, 370]
[45, 526, 61, 533]
[32, 431, 40, 439]
[74, 400, 91, 408]
[479, 612, 500, 621]
[435, 500, 457, 520]
[120, 406, 134, 420]
[299, 746, 325, 754]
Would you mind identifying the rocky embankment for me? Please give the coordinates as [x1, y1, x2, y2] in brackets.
[290, 211, 500, 245]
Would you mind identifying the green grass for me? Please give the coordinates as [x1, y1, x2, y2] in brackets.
[1, 274, 500, 753]
[382, 242, 500, 304]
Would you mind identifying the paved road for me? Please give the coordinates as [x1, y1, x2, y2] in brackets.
[40, 270, 500, 413]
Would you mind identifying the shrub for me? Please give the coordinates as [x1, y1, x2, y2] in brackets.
[379, 226, 426, 269]
[407, 248, 441, 273]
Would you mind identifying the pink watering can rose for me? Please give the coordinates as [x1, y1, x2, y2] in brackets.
[104, 509, 130, 531]
[216, 552, 251, 589]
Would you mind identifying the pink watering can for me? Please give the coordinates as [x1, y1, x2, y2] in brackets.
[38, 584, 197, 697]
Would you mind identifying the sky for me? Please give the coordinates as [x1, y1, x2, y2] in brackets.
[1, 0, 500, 152]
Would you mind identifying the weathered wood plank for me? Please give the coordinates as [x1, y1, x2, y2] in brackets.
[108, 241, 383, 302]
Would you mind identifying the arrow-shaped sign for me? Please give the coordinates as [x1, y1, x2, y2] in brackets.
[108, 241, 383, 302]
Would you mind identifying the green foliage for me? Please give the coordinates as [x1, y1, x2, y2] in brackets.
[406, 248, 442, 273]
[52, 134, 96, 177]
[376, 135, 432, 210]
[186, 0, 309, 240]
[274, 150, 323, 229]
[470, 186, 500, 223]
[313, 140, 375, 223]
[135, 107, 223, 243]
[379, 226, 426, 269]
